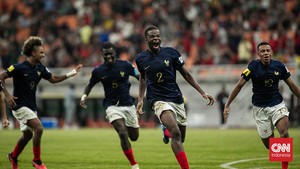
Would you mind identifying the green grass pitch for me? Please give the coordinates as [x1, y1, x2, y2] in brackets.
[0, 128, 299, 169]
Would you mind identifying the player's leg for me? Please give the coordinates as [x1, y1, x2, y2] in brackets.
[26, 117, 47, 168]
[112, 119, 131, 150]
[175, 103, 187, 143]
[112, 119, 138, 168]
[275, 116, 289, 138]
[270, 103, 289, 169]
[160, 110, 183, 153]
[8, 130, 33, 169]
[178, 125, 186, 143]
[125, 105, 140, 142]
[9, 107, 35, 169]
[261, 134, 274, 149]
[271, 102, 290, 139]
[161, 110, 189, 169]
[275, 116, 289, 169]
[11, 130, 33, 157]
[127, 127, 139, 141]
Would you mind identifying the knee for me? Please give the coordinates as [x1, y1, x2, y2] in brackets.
[130, 135, 139, 142]
[279, 130, 289, 138]
[34, 126, 44, 137]
[170, 129, 181, 141]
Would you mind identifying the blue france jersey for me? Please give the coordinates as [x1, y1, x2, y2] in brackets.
[241, 59, 291, 107]
[89, 60, 137, 108]
[6, 61, 52, 111]
[135, 47, 184, 106]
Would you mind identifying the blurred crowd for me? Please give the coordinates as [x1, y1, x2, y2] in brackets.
[1, 0, 300, 69]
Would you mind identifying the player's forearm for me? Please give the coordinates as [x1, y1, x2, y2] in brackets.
[0, 93, 7, 118]
[82, 86, 92, 97]
[225, 86, 241, 107]
[185, 73, 205, 95]
[290, 86, 300, 99]
[49, 75, 68, 83]
[180, 68, 206, 95]
[138, 78, 146, 101]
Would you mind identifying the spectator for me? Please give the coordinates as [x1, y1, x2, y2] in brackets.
[64, 84, 77, 129]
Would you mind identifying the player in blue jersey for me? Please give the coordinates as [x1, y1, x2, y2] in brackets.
[224, 42, 300, 169]
[0, 36, 82, 169]
[80, 42, 140, 169]
[135, 25, 215, 169]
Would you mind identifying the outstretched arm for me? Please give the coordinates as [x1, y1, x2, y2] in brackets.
[178, 66, 215, 106]
[223, 77, 247, 122]
[48, 64, 83, 83]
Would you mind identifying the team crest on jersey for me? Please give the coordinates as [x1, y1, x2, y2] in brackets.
[7, 65, 15, 72]
[37, 71, 41, 77]
[164, 60, 170, 67]
[120, 71, 125, 77]
[274, 71, 279, 75]
[242, 68, 251, 76]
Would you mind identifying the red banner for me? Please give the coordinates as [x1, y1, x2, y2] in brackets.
[269, 138, 293, 162]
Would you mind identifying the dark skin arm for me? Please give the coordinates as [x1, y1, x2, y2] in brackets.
[80, 82, 96, 109]
[0, 71, 17, 109]
[178, 65, 216, 106]
[48, 64, 82, 83]
[0, 91, 9, 127]
[136, 73, 146, 117]
[223, 77, 247, 122]
[284, 77, 300, 99]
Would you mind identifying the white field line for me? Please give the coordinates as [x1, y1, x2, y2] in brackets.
[219, 157, 268, 169]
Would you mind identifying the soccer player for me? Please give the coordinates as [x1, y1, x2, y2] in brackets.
[135, 25, 215, 169]
[223, 42, 300, 169]
[80, 42, 140, 169]
[0, 36, 82, 169]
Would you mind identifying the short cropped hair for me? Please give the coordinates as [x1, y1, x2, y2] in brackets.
[257, 42, 271, 51]
[144, 25, 159, 37]
[100, 42, 116, 51]
[22, 36, 43, 57]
